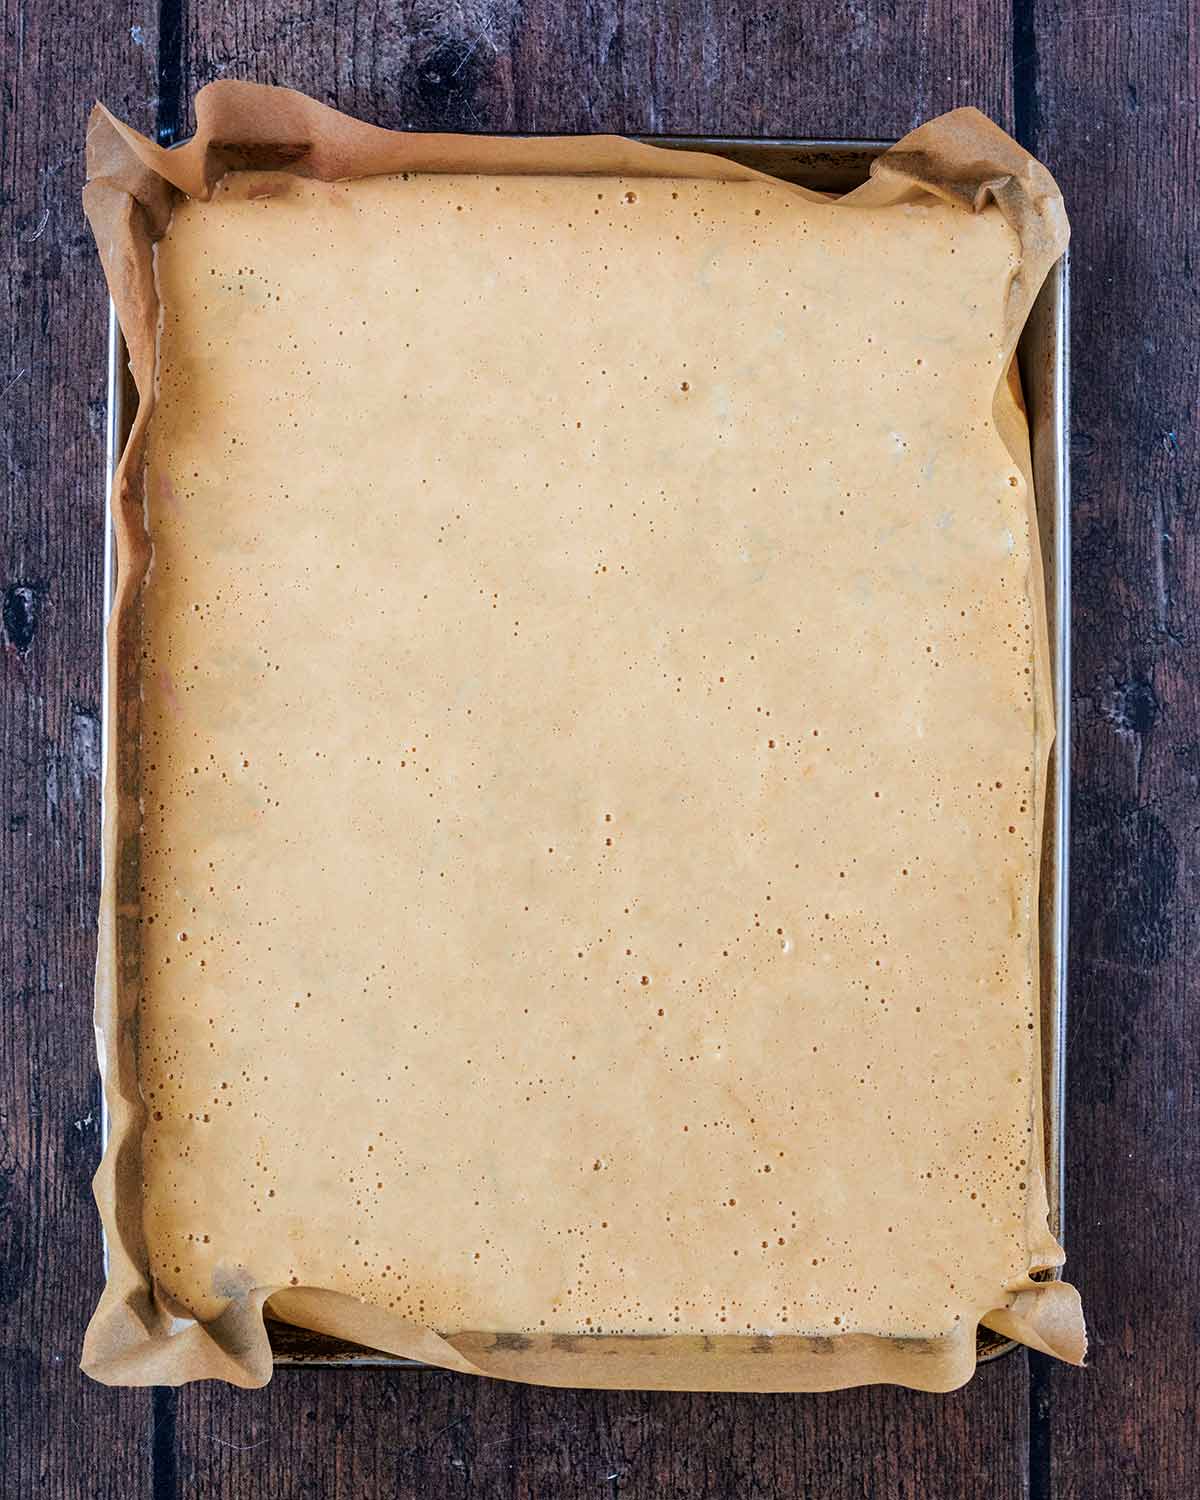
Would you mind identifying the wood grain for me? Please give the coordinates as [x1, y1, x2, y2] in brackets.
[1025, 2, 1200, 1495]
[173, 0, 1013, 140]
[0, 2, 158, 1496]
[174, 1359, 1029, 1500]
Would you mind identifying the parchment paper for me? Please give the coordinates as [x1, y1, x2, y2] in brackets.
[82, 82, 1084, 1390]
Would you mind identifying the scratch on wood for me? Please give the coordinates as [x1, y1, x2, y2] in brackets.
[70, 709, 102, 801]
[1153, 486, 1178, 641]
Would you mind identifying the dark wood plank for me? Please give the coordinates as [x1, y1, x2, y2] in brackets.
[1025, 1, 1200, 1494]
[176, 1359, 1029, 1500]
[0, 3, 160, 1496]
[175, 0, 1013, 140]
[166, 6, 1034, 1499]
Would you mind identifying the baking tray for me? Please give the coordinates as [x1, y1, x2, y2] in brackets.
[101, 135, 1070, 1371]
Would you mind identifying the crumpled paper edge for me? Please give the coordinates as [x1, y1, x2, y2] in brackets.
[81, 81, 1083, 1390]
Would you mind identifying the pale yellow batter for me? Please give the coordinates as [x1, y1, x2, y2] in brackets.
[137, 168, 1049, 1345]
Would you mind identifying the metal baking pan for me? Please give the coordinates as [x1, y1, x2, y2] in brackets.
[102, 136, 1069, 1370]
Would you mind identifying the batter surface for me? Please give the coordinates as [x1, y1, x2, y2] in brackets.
[137, 168, 1049, 1343]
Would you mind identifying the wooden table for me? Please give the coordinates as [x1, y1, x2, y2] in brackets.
[3, 4, 1195, 1495]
